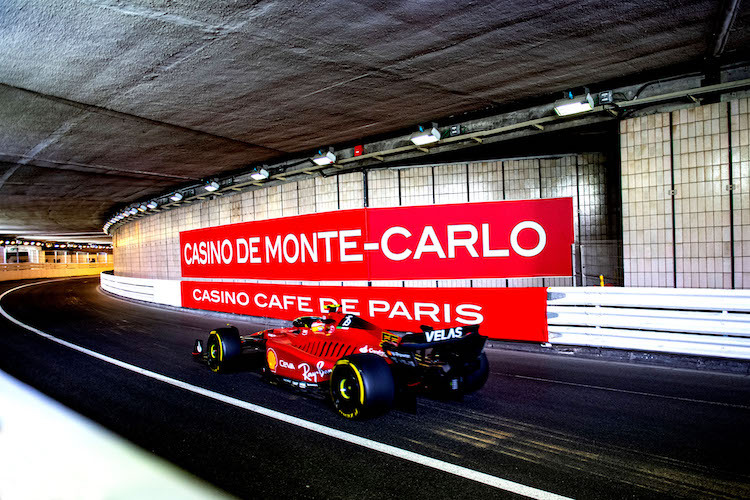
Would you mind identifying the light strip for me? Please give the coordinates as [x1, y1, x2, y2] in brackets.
[554, 94, 594, 116]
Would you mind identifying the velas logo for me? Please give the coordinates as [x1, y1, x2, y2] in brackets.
[179, 198, 573, 281]
[424, 326, 464, 342]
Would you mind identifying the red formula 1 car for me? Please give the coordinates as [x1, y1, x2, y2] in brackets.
[193, 305, 489, 418]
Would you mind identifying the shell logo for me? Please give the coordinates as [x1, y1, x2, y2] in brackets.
[267, 348, 278, 372]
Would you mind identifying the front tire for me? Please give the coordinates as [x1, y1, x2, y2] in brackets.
[330, 354, 394, 419]
[206, 327, 241, 373]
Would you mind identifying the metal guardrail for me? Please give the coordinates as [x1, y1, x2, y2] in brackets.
[1, 263, 110, 270]
[0, 262, 114, 282]
[547, 287, 750, 359]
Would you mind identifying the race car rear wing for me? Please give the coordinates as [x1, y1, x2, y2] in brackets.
[397, 324, 481, 349]
[382, 324, 485, 371]
[383, 325, 487, 355]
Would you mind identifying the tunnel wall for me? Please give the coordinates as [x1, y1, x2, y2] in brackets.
[620, 98, 750, 288]
[112, 154, 614, 285]
[113, 96, 749, 289]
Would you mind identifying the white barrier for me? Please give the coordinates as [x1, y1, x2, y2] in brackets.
[100, 272, 750, 360]
[547, 287, 750, 360]
[0, 370, 229, 499]
[100, 271, 181, 307]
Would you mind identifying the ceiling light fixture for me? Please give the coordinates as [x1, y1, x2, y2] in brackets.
[138, 204, 147, 212]
[553, 92, 595, 116]
[170, 192, 184, 202]
[250, 167, 270, 180]
[312, 148, 336, 166]
[129, 208, 138, 215]
[204, 180, 220, 192]
[410, 123, 441, 146]
[146, 201, 158, 209]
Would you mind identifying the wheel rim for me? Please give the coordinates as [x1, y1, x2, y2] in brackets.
[339, 378, 351, 399]
[207, 335, 222, 372]
[331, 365, 362, 417]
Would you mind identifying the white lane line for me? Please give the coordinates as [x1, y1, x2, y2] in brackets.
[0, 279, 571, 500]
[493, 372, 750, 410]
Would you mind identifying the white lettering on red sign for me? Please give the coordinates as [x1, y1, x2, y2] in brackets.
[182, 221, 545, 266]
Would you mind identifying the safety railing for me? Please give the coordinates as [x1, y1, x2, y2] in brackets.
[99, 271, 181, 307]
[1, 263, 109, 270]
[547, 287, 750, 359]
[100, 271, 750, 360]
[0, 262, 113, 281]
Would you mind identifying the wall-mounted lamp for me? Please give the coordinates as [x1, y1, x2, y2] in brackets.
[410, 123, 441, 146]
[312, 148, 336, 166]
[554, 92, 595, 116]
[146, 201, 158, 209]
[204, 181, 220, 192]
[170, 192, 184, 202]
[250, 167, 270, 180]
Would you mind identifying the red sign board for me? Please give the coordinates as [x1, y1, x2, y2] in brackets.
[180, 198, 573, 281]
[181, 281, 549, 342]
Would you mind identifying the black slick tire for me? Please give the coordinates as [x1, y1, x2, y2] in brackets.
[330, 354, 394, 419]
[463, 351, 489, 393]
[206, 327, 242, 373]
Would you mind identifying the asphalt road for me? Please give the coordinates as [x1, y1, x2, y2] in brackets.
[1, 277, 749, 499]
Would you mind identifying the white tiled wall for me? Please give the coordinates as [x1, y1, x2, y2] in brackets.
[266, 185, 283, 220]
[400, 166, 433, 206]
[621, 98, 749, 289]
[315, 176, 338, 213]
[281, 182, 299, 217]
[114, 155, 612, 285]
[367, 169, 400, 208]
[621, 113, 674, 287]
[338, 172, 365, 210]
[298, 178, 317, 215]
[434, 164, 468, 204]
[468, 161, 503, 202]
[730, 98, 750, 289]
[673, 104, 731, 288]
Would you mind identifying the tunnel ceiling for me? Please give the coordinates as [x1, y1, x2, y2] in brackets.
[1, 0, 748, 243]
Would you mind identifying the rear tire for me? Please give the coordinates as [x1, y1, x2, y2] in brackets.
[330, 354, 394, 419]
[206, 327, 241, 373]
[463, 352, 489, 393]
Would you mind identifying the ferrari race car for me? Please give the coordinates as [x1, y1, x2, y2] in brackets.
[193, 304, 489, 419]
